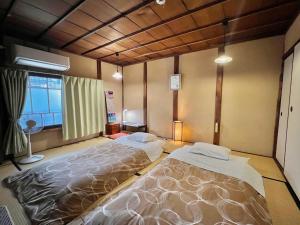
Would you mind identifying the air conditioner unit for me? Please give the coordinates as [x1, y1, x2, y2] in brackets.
[12, 44, 70, 71]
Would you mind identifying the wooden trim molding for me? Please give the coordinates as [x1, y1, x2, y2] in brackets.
[283, 37, 300, 60]
[97, 59, 102, 79]
[173, 55, 179, 121]
[213, 46, 224, 145]
[272, 60, 285, 158]
[273, 20, 300, 157]
[143, 62, 147, 131]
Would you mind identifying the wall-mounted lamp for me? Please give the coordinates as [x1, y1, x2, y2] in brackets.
[173, 120, 183, 142]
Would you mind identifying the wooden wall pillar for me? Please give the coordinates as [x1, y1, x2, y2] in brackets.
[96, 59, 102, 79]
[96, 59, 104, 136]
[143, 62, 148, 131]
[213, 47, 224, 145]
[121, 66, 124, 123]
[173, 55, 179, 121]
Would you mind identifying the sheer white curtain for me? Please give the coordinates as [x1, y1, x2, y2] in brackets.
[62, 76, 106, 140]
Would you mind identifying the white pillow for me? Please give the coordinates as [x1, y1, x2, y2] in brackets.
[189, 142, 231, 160]
[127, 132, 158, 143]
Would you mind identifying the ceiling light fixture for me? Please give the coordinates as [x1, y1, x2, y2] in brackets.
[156, 0, 166, 6]
[214, 20, 232, 65]
[112, 52, 122, 80]
[214, 55, 232, 64]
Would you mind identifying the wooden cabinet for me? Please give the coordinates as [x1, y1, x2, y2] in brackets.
[105, 123, 120, 135]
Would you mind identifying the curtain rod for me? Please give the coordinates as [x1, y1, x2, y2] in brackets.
[0, 65, 63, 76]
[1, 65, 100, 80]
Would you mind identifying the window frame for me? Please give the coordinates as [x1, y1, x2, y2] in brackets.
[23, 72, 63, 130]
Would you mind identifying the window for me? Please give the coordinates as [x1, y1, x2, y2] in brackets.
[19, 72, 63, 129]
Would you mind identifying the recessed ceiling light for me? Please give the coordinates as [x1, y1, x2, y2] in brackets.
[156, 0, 166, 5]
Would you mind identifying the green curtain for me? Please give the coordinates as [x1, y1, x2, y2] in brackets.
[0, 87, 9, 163]
[62, 76, 106, 140]
[0, 68, 28, 156]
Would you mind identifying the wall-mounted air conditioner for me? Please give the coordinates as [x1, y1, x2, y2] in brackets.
[12, 44, 70, 71]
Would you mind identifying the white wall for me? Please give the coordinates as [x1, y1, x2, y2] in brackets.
[101, 62, 123, 123]
[123, 63, 144, 124]
[220, 36, 284, 156]
[179, 49, 218, 143]
[147, 57, 174, 138]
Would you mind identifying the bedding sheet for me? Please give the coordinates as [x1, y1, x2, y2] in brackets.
[114, 136, 165, 162]
[169, 146, 265, 196]
[3, 141, 151, 225]
[68, 156, 271, 225]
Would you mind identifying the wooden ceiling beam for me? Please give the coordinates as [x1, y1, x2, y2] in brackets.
[121, 27, 286, 67]
[61, 0, 154, 49]
[1, 0, 16, 25]
[99, 1, 297, 60]
[81, 0, 227, 55]
[135, 20, 290, 57]
[35, 0, 88, 40]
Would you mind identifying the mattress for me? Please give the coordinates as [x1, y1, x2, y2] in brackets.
[114, 136, 165, 162]
[69, 147, 272, 225]
[3, 141, 163, 225]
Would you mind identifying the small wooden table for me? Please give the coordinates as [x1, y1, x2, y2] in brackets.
[105, 123, 120, 135]
[122, 122, 147, 132]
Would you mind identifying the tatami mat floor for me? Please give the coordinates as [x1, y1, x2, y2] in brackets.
[0, 137, 299, 225]
[232, 151, 286, 182]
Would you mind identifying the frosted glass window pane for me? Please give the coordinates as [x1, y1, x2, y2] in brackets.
[21, 74, 62, 127]
[48, 78, 61, 89]
[23, 88, 31, 114]
[30, 76, 47, 88]
[49, 90, 61, 113]
[31, 88, 49, 113]
[42, 114, 54, 126]
[54, 113, 62, 125]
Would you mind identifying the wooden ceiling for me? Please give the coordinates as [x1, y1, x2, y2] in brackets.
[0, 0, 299, 66]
